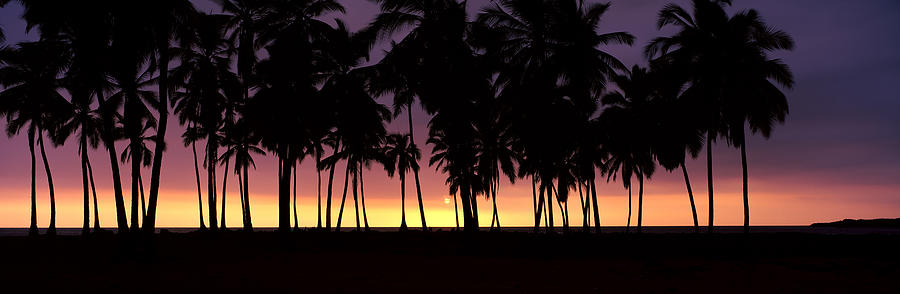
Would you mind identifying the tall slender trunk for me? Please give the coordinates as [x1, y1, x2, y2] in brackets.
[242, 166, 252, 231]
[590, 178, 601, 234]
[81, 138, 91, 236]
[238, 169, 244, 229]
[360, 162, 369, 231]
[626, 185, 632, 234]
[470, 185, 479, 230]
[207, 137, 219, 231]
[492, 180, 500, 231]
[578, 180, 588, 230]
[637, 171, 644, 234]
[97, 91, 128, 233]
[316, 151, 322, 229]
[277, 153, 291, 233]
[535, 180, 545, 232]
[87, 154, 101, 231]
[130, 137, 140, 231]
[221, 158, 229, 230]
[707, 131, 714, 233]
[741, 132, 750, 234]
[192, 138, 206, 230]
[38, 129, 57, 236]
[352, 166, 360, 232]
[545, 183, 553, 232]
[681, 163, 699, 233]
[145, 41, 169, 233]
[139, 172, 146, 220]
[452, 191, 459, 230]
[459, 182, 473, 231]
[408, 104, 427, 230]
[532, 176, 539, 231]
[292, 163, 298, 230]
[325, 141, 341, 229]
[399, 174, 408, 230]
[28, 129, 37, 237]
[335, 160, 351, 232]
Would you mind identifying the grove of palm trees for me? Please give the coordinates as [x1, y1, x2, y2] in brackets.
[3, 1, 900, 293]
[0, 0, 795, 236]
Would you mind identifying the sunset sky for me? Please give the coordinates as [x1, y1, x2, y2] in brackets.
[0, 0, 898, 228]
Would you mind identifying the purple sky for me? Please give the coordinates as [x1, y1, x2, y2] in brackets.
[0, 1, 898, 227]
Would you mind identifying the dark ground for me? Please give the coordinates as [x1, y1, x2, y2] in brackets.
[0, 230, 897, 293]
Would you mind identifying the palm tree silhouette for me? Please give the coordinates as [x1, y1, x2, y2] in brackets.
[648, 0, 794, 233]
[382, 133, 420, 231]
[220, 119, 264, 231]
[119, 121, 157, 222]
[0, 41, 70, 236]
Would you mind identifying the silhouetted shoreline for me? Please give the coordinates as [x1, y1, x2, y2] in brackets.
[811, 218, 900, 228]
[1, 231, 897, 293]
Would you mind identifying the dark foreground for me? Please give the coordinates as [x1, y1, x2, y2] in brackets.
[1, 231, 898, 293]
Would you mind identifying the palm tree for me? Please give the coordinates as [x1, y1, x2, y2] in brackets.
[381, 133, 420, 231]
[647, 0, 794, 232]
[602, 66, 658, 234]
[119, 121, 156, 222]
[0, 42, 71, 237]
[472, 98, 517, 231]
[220, 118, 264, 231]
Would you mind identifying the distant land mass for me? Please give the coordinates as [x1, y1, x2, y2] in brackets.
[811, 218, 900, 228]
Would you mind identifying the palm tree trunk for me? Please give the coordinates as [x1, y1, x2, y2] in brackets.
[637, 171, 644, 234]
[144, 41, 170, 233]
[459, 182, 474, 231]
[28, 129, 37, 237]
[590, 178, 601, 234]
[578, 180, 588, 231]
[238, 169, 244, 229]
[192, 138, 206, 230]
[492, 180, 500, 231]
[221, 158, 229, 230]
[335, 160, 351, 232]
[360, 162, 369, 231]
[452, 191, 459, 231]
[243, 166, 252, 231]
[681, 163, 699, 233]
[81, 139, 91, 236]
[87, 153, 101, 231]
[207, 138, 219, 231]
[400, 174, 408, 230]
[277, 153, 291, 233]
[130, 138, 140, 231]
[96, 91, 128, 233]
[408, 104, 427, 231]
[741, 133, 750, 234]
[626, 185, 632, 234]
[316, 151, 322, 229]
[325, 141, 341, 229]
[535, 180, 545, 232]
[532, 176, 538, 231]
[470, 185, 479, 230]
[292, 162, 298, 230]
[352, 166, 360, 232]
[38, 129, 57, 236]
[707, 131, 714, 233]
[139, 172, 146, 220]
[545, 183, 553, 232]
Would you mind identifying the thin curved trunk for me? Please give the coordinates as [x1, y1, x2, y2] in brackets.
[626, 184, 632, 234]
[139, 172, 146, 221]
[292, 162, 298, 230]
[207, 138, 219, 231]
[316, 151, 322, 229]
[545, 183, 553, 232]
[352, 165, 360, 232]
[492, 179, 500, 230]
[578, 180, 588, 230]
[221, 158, 229, 230]
[535, 179, 545, 232]
[681, 163, 699, 233]
[637, 171, 644, 234]
[408, 104, 427, 230]
[243, 166, 252, 231]
[145, 42, 169, 233]
[87, 154, 100, 231]
[130, 137, 140, 231]
[707, 131, 714, 233]
[28, 129, 37, 236]
[238, 169, 244, 229]
[741, 133, 750, 234]
[192, 138, 206, 230]
[335, 160, 351, 232]
[38, 129, 57, 236]
[399, 174, 408, 230]
[452, 191, 459, 230]
[590, 178, 601, 234]
[531, 176, 538, 230]
[277, 153, 291, 233]
[360, 162, 369, 231]
[325, 141, 341, 229]
[81, 138, 90, 236]
[470, 184, 479, 230]
[97, 91, 128, 233]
